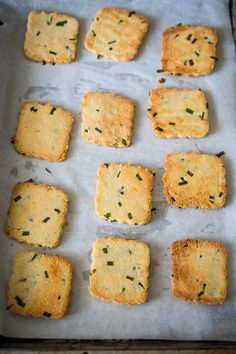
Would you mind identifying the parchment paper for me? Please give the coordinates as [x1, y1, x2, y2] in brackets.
[0, 0, 236, 340]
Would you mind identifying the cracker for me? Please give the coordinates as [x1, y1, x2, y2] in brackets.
[95, 163, 154, 225]
[149, 88, 209, 138]
[6, 181, 69, 248]
[7, 250, 73, 318]
[171, 239, 227, 304]
[163, 152, 226, 209]
[89, 237, 150, 305]
[161, 25, 217, 76]
[81, 92, 135, 147]
[24, 11, 79, 64]
[15, 102, 74, 162]
[84, 7, 148, 61]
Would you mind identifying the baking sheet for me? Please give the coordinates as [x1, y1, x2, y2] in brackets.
[0, 0, 236, 340]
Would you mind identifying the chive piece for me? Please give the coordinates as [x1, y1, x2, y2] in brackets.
[156, 127, 164, 132]
[117, 171, 121, 178]
[156, 69, 163, 73]
[6, 304, 13, 310]
[14, 195, 22, 202]
[15, 296, 25, 307]
[186, 33, 192, 40]
[58, 295, 61, 300]
[189, 59, 194, 66]
[210, 56, 218, 60]
[66, 46, 69, 50]
[31, 254, 37, 262]
[171, 196, 176, 202]
[91, 29, 96, 37]
[119, 186, 125, 195]
[192, 38, 197, 44]
[30, 106, 38, 112]
[84, 129, 89, 133]
[47, 16, 53, 25]
[195, 51, 200, 56]
[121, 287, 125, 293]
[200, 112, 205, 120]
[128, 11, 136, 17]
[36, 31, 40, 36]
[45, 167, 52, 174]
[43, 217, 50, 223]
[95, 127, 102, 133]
[43, 311, 52, 317]
[184, 60, 187, 66]
[49, 50, 57, 55]
[19, 278, 27, 282]
[126, 276, 134, 281]
[22, 231, 30, 236]
[44, 271, 49, 278]
[209, 195, 215, 199]
[219, 192, 223, 197]
[104, 163, 109, 168]
[151, 207, 156, 212]
[204, 37, 208, 39]
[96, 109, 100, 112]
[128, 250, 132, 254]
[198, 283, 206, 297]
[136, 173, 143, 181]
[153, 112, 157, 117]
[147, 108, 151, 111]
[175, 34, 180, 38]
[108, 40, 116, 44]
[128, 212, 133, 220]
[119, 19, 124, 24]
[56, 20, 67, 26]
[187, 170, 194, 177]
[107, 261, 113, 266]
[69, 38, 76, 41]
[42, 60, 46, 65]
[54, 208, 61, 213]
[104, 212, 111, 219]
[103, 247, 108, 254]
[97, 54, 102, 59]
[186, 108, 194, 114]
[216, 151, 225, 158]
[122, 138, 127, 145]
[118, 201, 122, 207]
[169, 122, 176, 125]
[50, 107, 56, 115]
[176, 22, 182, 26]
[206, 102, 208, 109]
[178, 177, 188, 186]
[109, 47, 113, 50]
[138, 282, 145, 289]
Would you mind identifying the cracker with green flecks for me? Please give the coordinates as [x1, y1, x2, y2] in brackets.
[24, 11, 79, 64]
[84, 7, 148, 61]
[6, 181, 69, 248]
[149, 88, 209, 138]
[171, 239, 227, 304]
[81, 92, 135, 147]
[161, 25, 217, 76]
[89, 237, 150, 305]
[95, 163, 154, 225]
[163, 152, 226, 209]
[15, 102, 74, 162]
[7, 251, 73, 318]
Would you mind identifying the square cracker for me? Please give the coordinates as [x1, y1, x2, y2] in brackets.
[149, 88, 209, 138]
[7, 251, 73, 318]
[84, 7, 148, 61]
[95, 163, 154, 225]
[89, 237, 150, 305]
[24, 11, 79, 64]
[171, 239, 227, 304]
[6, 181, 69, 248]
[81, 92, 135, 147]
[15, 102, 74, 162]
[161, 25, 217, 76]
[163, 152, 226, 209]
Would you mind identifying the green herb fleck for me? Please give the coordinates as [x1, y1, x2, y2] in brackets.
[186, 108, 194, 114]
[30, 106, 38, 112]
[43, 311, 52, 317]
[153, 112, 157, 117]
[96, 109, 100, 112]
[97, 54, 102, 59]
[119, 186, 125, 195]
[147, 108, 151, 112]
[169, 122, 176, 125]
[42, 60, 46, 65]
[189, 59, 194, 66]
[6, 304, 13, 310]
[22, 231, 30, 236]
[216, 151, 225, 158]
[103, 247, 108, 254]
[176, 22, 182, 26]
[210, 56, 218, 61]
[178, 177, 188, 186]
[192, 38, 197, 44]
[151, 207, 156, 212]
[108, 40, 116, 44]
[19, 278, 27, 282]
[138, 282, 145, 289]
[122, 138, 127, 145]
[209, 195, 215, 199]
[104, 212, 111, 219]
[198, 283, 206, 297]
[58, 295, 61, 300]
[128, 11, 136, 17]
[200, 112, 205, 120]
[195, 51, 200, 56]
[50, 107, 56, 115]
[119, 19, 124, 24]
[206, 102, 208, 109]
[44, 270, 49, 278]
[117, 171, 121, 178]
[118, 201, 122, 207]
[128, 212, 133, 220]
[136, 173, 143, 181]
[156, 126, 164, 131]
[126, 275, 134, 281]
[104, 163, 109, 168]
[45, 167, 52, 174]
[156, 69, 163, 73]
[47, 16, 53, 25]
[56, 20, 67, 26]
[54, 208, 61, 213]
[91, 29, 96, 37]
[36, 31, 40, 36]
[107, 261, 114, 266]
[95, 127, 102, 133]
[14, 195, 22, 202]
[187, 170, 193, 177]
[186, 33, 192, 40]
[49, 50, 57, 55]
[109, 47, 113, 50]
[184, 60, 187, 66]
[66, 46, 69, 50]
[175, 34, 180, 38]
[31, 254, 38, 262]
[128, 250, 132, 254]
[219, 192, 223, 197]
[15, 296, 25, 307]
[43, 217, 50, 223]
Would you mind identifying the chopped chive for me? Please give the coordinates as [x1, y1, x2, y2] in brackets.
[204, 37, 208, 39]
[69, 38, 76, 41]
[184, 60, 187, 66]
[128, 250, 132, 254]
[44, 270, 49, 278]
[45, 167, 52, 174]
[128, 11, 136, 17]
[108, 40, 116, 44]
[42, 60, 46, 65]
[19, 278, 27, 282]
[156, 69, 163, 73]
[103, 247, 108, 254]
[95, 127, 102, 133]
[36, 31, 40, 36]
[178, 177, 188, 186]
[30, 106, 38, 112]
[186, 108, 194, 114]
[189, 59, 194, 66]
[91, 29, 96, 37]
[56, 20, 67, 26]
[186, 33, 192, 40]
[147, 108, 151, 111]
[200, 112, 205, 120]
[66, 46, 69, 50]
[54, 208, 61, 213]
[187, 170, 194, 177]
[169, 122, 176, 125]
[49, 50, 57, 55]
[15, 296, 25, 307]
[138, 282, 145, 289]
[109, 47, 113, 50]
[43, 217, 50, 223]
[107, 261, 113, 266]
[206, 102, 208, 109]
[209, 195, 215, 199]
[192, 38, 197, 44]
[195, 51, 200, 56]
[96, 109, 100, 112]
[22, 231, 30, 236]
[198, 283, 206, 297]
[128, 212, 133, 220]
[156, 126, 164, 131]
[151, 207, 156, 212]
[175, 34, 180, 38]
[14, 195, 22, 202]
[117, 171, 121, 178]
[216, 151, 225, 158]
[136, 173, 143, 181]
[31, 254, 38, 262]
[208, 41, 213, 45]
[104, 163, 109, 168]
[119, 19, 124, 24]
[97, 54, 102, 59]
[153, 112, 157, 117]
[121, 287, 125, 293]
[84, 129, 89, 133]
[47, 16, 53, 25]
[209, 200, 214, 204]
[104, 212, 111, 219]
[6, 304, 13, 310]
[126, 275, 134, 281]
[50, 107, 56, 115]
[219, 192, 223, 197]
[122, 138, 127, 145]
[118, 201, 122, 207]
[210, 56, 218, 60]
[43, 311, 52, 317]
[176, 22, 182, 26]
[58, 295, 61, 300]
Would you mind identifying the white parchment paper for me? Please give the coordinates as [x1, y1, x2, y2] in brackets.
[0, 0, 236, 340]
